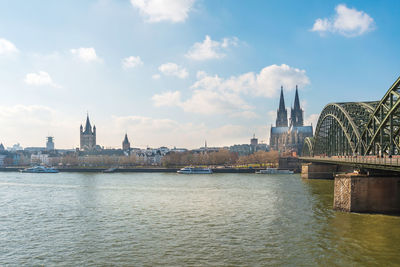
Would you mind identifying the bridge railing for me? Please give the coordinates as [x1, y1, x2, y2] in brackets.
[301, 155, 400, 167]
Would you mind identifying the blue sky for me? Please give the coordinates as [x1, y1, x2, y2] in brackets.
[0, 0, 399, 149]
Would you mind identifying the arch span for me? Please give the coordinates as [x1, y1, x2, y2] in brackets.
[303, 76, 400, 157]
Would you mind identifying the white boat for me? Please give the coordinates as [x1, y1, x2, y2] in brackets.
[177, 167, 213, 174]
[21, 166, 59, 173]
[256, 168, 294, 174]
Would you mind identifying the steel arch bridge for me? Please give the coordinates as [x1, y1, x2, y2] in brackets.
[302, 76, 400, 157]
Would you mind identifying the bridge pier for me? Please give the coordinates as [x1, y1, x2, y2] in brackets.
[334, 173, 400, 214]
[301, 163, 338, 179]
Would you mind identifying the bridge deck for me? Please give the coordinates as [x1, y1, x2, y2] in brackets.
[300, 156, 400, 173]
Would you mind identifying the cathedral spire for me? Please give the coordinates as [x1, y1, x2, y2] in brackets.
[279, 86, 285, 111]
[276, 86, 288, 127]
[294, 85, 300, 110]
[290, 86, 304, 127]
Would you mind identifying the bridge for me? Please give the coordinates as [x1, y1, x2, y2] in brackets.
[299, 76, 400, 214]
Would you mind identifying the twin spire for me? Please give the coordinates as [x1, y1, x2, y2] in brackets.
[276, 85, 303, 128]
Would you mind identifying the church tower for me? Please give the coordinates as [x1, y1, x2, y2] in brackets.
[276, 86, 288, 127]
[122, 133, 131, 152]
[290, 86, 304, 127]
[80, 114, 96, 150]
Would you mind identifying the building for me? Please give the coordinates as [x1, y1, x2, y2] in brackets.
[122, 134, 131, 154]
[270, 86, 313, 155]
[80, 114, 96, 150]
[230, 134, 269, 156]
[0, 143, 4, 151]
[46, 136, 55, 151]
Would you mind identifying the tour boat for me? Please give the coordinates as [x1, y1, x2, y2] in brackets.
[256, 168, 294, 174]
[177, 167, 213, 174]
[21, 166, 59, 173]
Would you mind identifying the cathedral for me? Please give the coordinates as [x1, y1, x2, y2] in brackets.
[270, 86, 313, 155]
[80, 114, 96, 150]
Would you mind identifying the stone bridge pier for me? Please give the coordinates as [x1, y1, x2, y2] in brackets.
[334, 173, 400, 214]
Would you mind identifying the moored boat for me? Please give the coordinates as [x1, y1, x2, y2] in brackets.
[21, 166, 59, 173]
[256, 168, 293, 174]
[177, 167, 213, 174]
[103, 167, 118, 173]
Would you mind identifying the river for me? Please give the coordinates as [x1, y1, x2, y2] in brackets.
[1, 172, 399, 266]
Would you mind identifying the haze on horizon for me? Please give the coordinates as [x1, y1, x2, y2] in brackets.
[0, 0, 399, 149]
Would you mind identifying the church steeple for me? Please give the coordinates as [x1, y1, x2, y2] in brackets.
[122, 133, 131, 153]
[84, 113, 92, 134]
[276, 86, 288, 127]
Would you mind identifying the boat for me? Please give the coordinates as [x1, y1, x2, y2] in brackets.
[177, 167, 213, 174]
[21, 166, 59, 173]
[103, 167, 117, 173]
[256, 168, 294, 174]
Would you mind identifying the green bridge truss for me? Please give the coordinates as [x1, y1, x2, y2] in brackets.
[302, 76, 400, 157]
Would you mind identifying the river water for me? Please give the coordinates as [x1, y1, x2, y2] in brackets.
[1, 172, 399, 266]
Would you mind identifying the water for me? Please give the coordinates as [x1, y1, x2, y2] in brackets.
[1, 172, 399, 266]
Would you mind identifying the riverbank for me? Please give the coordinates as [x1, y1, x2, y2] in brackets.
[0, 167, 259, 173]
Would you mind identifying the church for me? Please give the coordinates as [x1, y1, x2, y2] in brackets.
[80, 114, 96, 150]
[270, 86, 313, 155]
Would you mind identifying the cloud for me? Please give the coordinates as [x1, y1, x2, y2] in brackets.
[152, 89, 256, 118]
[122, 56, 143, 69]
[152, 64, 309, 118]
[24, 71, 60, 88]
[255, 64, 309, 97]
[112, 115, 249, 148]
[70, 47, 101, 62]
[311, 4, 375, 37]
[0, 105, 78, 147]
[130, 0, 195, 23]
[191, 64, 309, 98]
[152, 91, 182, 107]
[0, 38, 18, 55]
[158, 62, 188, 79]
[185, 35, 238, 61]
[304, 113, 319, 128]
[152, 74, 161, 80]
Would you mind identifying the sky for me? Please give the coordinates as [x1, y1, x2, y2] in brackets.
[0, 0, 399, 149]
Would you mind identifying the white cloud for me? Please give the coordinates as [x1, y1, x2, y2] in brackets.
[185, 35, 238, 61]
[152, 64, 309, 118]
[130, 0, 195, 23]
[152, 74, 161, 80]
[305, 113, 319, 132]
[158, 62, 188, 79]
[0, 38, 18, 55]
[152, 91, 182, 107]
[122, 56, 143, 69]
[255, 64, 310, 97]
[311, 4, 375, 37]
[24, 71, 60, 88]
[112, 115, 249, 148]
[0, 105, 78, 148]
[191, 64, 309, 98]
[70, 47, 100, 62]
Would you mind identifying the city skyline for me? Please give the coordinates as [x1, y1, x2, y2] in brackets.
[0, 0, 399, 148]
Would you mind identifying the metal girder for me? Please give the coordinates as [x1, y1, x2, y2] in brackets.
[302, 137, 313, 156]
[359, 76, 400, 156]
[302, 76, 400, 157]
